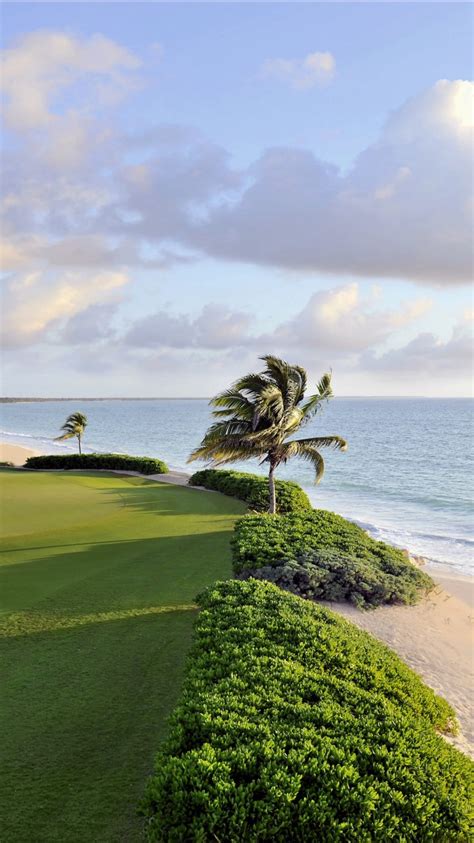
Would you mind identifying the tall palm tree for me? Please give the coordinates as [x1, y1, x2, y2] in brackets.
[188, 355, 347, 513]
[56, 412, 88, 455]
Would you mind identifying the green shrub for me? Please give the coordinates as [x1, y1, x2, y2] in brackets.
[188, 468, 311, 514]
[0, 461, 14, 468]
[232, 510, 433, 607]
[24, 452, 168, 475]
[142, 580, 472, 842]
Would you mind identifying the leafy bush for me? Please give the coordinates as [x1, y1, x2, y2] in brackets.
[0, 461, 14, 468]
[142, 580, 472, 842]
[232, 510, 433, 607]
[24, 452, 168, 475]
[189, 468, 311, 514]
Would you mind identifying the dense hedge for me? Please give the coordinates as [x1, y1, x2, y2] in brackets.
[188, 468, 311, 514]
[232, 510, 433, 607]
[142, 580, 472, 842]
[24, 453, 168, 475]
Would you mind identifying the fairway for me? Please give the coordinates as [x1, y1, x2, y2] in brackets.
[0, 470, 245, 842]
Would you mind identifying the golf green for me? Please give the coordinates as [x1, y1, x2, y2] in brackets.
[0, 470, 245, 842]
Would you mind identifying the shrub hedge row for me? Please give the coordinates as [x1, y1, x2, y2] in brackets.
[232, 510, 433, 607]
[188, 468, 311, 514]
[24, 452, 168, 475]
[142, 579, 472, 841]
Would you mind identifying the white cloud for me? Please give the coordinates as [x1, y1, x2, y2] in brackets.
[362, 312, 474, 377]
[1, 270, 129, 348]
[60, 302, 121, 345]
[125, 304, 253, 349]
[192, 80, 473, 284]
[122, 283, 430, 359]
[2, 52, 471, 286]
[0, 30, 140, 130]
[261, 283, 432, 353]
[261, 51, 335, 90]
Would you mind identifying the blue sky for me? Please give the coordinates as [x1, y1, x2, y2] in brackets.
[1, 2, 473, 396]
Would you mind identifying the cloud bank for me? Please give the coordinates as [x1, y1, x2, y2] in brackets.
[1, 30, 472, 286]
[0, 29, 472, 395]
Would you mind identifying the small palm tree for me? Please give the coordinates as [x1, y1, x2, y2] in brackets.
[188, 355, 347, 513]
[56, 412, 88, 455]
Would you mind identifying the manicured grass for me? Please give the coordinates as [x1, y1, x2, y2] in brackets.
[0, 470, 245, 842]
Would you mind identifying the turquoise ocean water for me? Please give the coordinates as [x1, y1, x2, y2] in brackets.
[1, 398, 472, 574]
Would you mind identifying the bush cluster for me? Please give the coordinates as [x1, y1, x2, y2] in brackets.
[188, 468, 311, 514]
[24, 452, 168, 475]
[142, 579, 472, 842]
[232, 510, 433, 607]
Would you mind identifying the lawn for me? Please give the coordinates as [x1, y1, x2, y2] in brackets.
[0, 469, 245, 842]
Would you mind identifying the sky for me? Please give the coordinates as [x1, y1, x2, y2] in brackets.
[0, 2, 473, 397]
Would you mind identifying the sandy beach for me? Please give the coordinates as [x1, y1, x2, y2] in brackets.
[0, 442, 40, 466]
[2, 439, 473, 754]
[329, 572, 474, 756]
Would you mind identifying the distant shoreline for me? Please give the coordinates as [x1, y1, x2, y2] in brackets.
[0, 397, 211, 403]
[2, 396, 472, 404]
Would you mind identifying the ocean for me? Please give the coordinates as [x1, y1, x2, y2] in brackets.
[1, 397, 473, 575]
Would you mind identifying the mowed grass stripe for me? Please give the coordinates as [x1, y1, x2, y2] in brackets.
[0, 603, 198, 638]
[0, 470, 245, 842]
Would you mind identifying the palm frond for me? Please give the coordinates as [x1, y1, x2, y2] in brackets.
[56, 411, 87, 440]
[281, 406, 304, 435]
[277, 442, 326, 482]
[232, 373, 270, 397]
[188, 441, 260, 464]
[187, 357, 346, 489]
[198, 420, 254, 442]
[298, 447, 325, 482]
[300, 373, 333, 420]
[211, 391, 255, 418]
[255, 384, 284, 423]
[260, 355, 292, 397]
[284, 435, 347, 451]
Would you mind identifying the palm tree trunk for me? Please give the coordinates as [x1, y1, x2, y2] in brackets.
[268, 463, 276, 514]
[78, 434, 82, 455]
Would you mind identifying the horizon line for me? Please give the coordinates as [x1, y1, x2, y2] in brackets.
[1, 395, 472, 402]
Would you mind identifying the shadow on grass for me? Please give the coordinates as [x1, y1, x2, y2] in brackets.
[0, 607, 197, 843]
[98, 478, 245, 519]
[0, 532, 234, 629]
[0, 469, 243, 841]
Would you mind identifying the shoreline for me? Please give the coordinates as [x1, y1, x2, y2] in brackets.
[0, 442, 41, 465]
[2, 438, 473, 753]
[329, 579, 473, 757]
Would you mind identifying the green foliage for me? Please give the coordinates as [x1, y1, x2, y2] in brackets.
[0, 461, 14, 468]
[24, 452, 168, 475]
[56, 411, 88, 453]
[232, 510, 433, 607]
[189, 468, 311, 514]
[142, 579, 473, 842]
[188, 356, 347, 513]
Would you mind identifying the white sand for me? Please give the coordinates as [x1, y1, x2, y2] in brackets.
[328, 572, 474, 756]
[0, 442, 40, 466]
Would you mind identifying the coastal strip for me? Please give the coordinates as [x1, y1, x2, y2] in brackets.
[2, 438, 472, 755]
[330, 574, 474, 756]
[0, 442, 41, 465]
